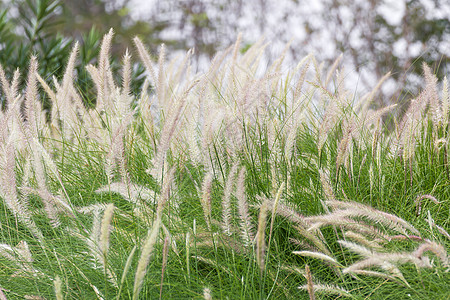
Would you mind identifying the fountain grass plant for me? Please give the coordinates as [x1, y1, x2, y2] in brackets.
[0, 29, 448, 299]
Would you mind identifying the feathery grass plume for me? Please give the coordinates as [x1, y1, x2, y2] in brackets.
[363, 104, 397, 136]
[1, 101, 22, 148]
[185, 112, 202, 166]
[133, 36, 157, 85]
[342, 248, 434, 274]
[54, 276, 63, 300]
[230, 32, 242, 77]
[96, 181, 154, 204]
[170, 48, 194, 88]
[39, 42, 78, 139]
[133, 216, 162, 300]
[324, 54, 343, 88]
[413, 240, 449, 268]
[422, 63, 440, 126]
[415, 194, 441, 216]
[35, 72, 57, 105]
[97, 29, 115, 113]
[299, 284, 353, 299]
[436, 225, 450, 240]
[395, 78, 430, 164]
[304, 264, 315, 300]
[434, 137, 447, 154]
[0, 141, 43, 240]
[319, 169, 334, 201]
[371, 120, 381, 169]
[203, 287, 212, 300]
[201, 104, 226, 165]
[104, 110, 134, 183]
[293, 251, 340, 266]
[148, 80, 198, 179]
[326, 200, 420, 235]
[292, 55, 312, 102]
[347, 253, 409, 286]
[60, 41, 80, 135]
[100, 204, 115, 258]
[284, 122, 298, 163]
[344, 231, 383, 250]
[308, 208, 413, 237]
[305, 215, 390, 241]
[442, 76, 449, 126]
[338, 240, 373, 257]
[317, 90, 341, 153]
[0, 68, 24, 150]
[159, 237, 169, 300]
[241, 37, 267, 70]
[0, 241, 40, 277]
[0, 243, 20, 264]
[200, 172, 213, 230]
[157, 44, 167, 108]
[23, 56, 40, 138]
[222, 162, 239, 235]
[122, 49, 132, 97]
[256, 199, 268, 275]
[201, 45, 231, 93]
[236, 167, 254, 246]
[336, 119, 356, 172]
[0, 63, 15, 103]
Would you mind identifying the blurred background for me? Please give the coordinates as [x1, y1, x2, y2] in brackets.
[0, 0, 449, 105]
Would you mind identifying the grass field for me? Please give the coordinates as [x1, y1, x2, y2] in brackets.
[0, 30, 448, 299]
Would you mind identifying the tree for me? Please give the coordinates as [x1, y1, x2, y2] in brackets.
[0, 0, 151, 107]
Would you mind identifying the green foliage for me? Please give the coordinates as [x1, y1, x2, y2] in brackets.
[0, 0, 146, 108]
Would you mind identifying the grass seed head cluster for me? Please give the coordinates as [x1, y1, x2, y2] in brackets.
[0, 29, 448, 299]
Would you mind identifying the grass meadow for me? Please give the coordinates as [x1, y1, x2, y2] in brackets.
[0, 30, 448, 299]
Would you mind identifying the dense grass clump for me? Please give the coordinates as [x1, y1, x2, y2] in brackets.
[0, 30, 448, 299]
